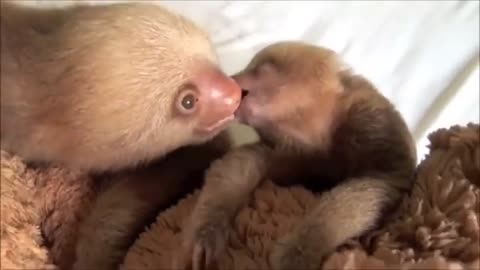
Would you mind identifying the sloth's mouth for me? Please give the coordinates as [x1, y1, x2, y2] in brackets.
[234, 89, 250, 120]
[241, 89, 249, 99]
[197, 114, 235, 134]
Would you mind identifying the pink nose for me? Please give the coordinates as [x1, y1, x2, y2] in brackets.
[194, 68, 242, 130]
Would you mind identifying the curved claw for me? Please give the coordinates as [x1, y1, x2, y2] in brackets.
[192, 241, 216, 270]
[174, 222, 227, 270]
[192, 243, 204, 270]
[204, 244, 213, 270]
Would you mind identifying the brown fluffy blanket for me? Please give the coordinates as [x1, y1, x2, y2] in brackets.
[1, 123, 479, 270]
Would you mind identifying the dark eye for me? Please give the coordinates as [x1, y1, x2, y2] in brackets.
[176, 88, 199, 114]
[181, 93, 196, 110]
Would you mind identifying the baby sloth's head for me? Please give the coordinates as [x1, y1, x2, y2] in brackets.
[232, 41, 345, 149]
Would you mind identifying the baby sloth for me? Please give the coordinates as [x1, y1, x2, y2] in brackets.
[176, 41, 417, 270]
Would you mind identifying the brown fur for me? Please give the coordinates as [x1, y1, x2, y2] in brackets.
[72, 132, 233, 270]
[176, 41, 417, 270]
[1, 131, 232, 270]
[37, 167, 98, 270]
[2, 124, 478, 270]
[124, 124, 478, 270]
[1, 2, 242, 269]
[0, 1, 240, 173]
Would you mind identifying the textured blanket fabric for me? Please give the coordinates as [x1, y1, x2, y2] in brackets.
[0, 152, 56, 270]
[121, 123, 480, 270]
[0, 153, 100, 270]
[0, 123, 478, 270]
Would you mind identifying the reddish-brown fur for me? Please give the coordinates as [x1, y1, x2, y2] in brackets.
[176, 41, 417, 270]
